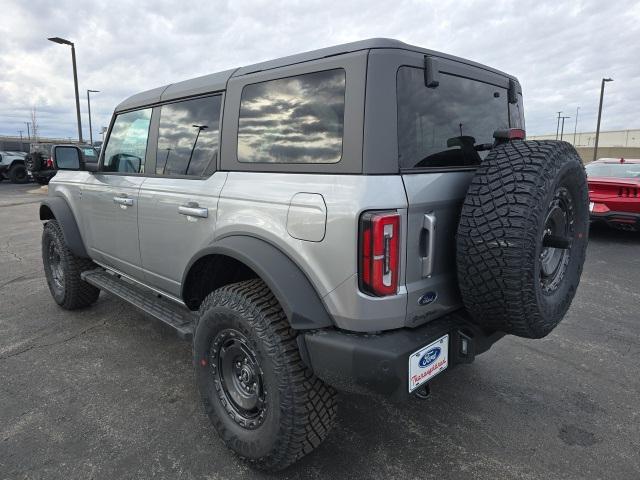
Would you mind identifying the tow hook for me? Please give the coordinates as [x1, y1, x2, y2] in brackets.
[413, 383, 431, 400]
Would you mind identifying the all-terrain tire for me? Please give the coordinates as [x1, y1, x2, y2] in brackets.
[193, 279, 337, 471]
[8, 163, 28, 183]
[42, 220, 100, 309]
[456, 140, 589, 338]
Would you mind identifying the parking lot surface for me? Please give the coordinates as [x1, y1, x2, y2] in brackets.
[1, 182, 639, 479]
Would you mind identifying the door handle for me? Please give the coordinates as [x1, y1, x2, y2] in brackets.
[178, 202, 208, 218]
[113, 195, 134, 207]
[421, 212, 436, 278]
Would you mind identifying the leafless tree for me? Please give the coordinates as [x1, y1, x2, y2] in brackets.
[30, 106, 39, 142]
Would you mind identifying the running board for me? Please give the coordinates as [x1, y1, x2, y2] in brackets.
[81, 268, 195, 340]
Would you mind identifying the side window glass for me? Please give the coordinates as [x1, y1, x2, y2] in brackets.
[102, 109, 152, 173]
[156, 95, 222, 176]
[237, 69, 346, 164]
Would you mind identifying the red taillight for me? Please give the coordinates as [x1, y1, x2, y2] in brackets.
[46, 157, 54, 168]
[592, 203, 610, 213]
[359, 211, 400, 297]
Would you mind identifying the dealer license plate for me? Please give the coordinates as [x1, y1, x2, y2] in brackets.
[408, 334, 449, 393]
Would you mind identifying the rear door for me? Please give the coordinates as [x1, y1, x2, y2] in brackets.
[138, 94, 225, 297]
[397, 60, 515, 326]
[82, 108, 152, 279]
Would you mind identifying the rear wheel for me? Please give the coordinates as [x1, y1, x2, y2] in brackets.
[193, 279, 337, 471]
[42, 220, 100, 309]
[456, 140, 589, 338]
[8, 163, 28, 183]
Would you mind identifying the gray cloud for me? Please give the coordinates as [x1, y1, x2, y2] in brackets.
[1, 0, 638, 139]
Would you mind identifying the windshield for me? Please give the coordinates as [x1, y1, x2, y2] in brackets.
[586, 162, 640, 179]
[397, 67, 511, 169]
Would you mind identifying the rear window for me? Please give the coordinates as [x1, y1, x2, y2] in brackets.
[397, 66, 510, 170]
[586, 162, 640, 179]
[237, 69, 346, 164]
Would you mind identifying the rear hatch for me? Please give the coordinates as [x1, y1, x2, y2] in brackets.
[397, 58, 524, 327]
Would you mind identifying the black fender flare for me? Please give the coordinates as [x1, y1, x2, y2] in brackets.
[182, 235, 334, 330]
[39, 197, 89, 258]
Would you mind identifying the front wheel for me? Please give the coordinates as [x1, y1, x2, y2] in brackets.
[8, 163, 28, 184]
[193, 279, 337, 471]
[42, 220, 100, 309]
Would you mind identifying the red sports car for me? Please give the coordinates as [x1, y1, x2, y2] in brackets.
[586, 158, 640, 231]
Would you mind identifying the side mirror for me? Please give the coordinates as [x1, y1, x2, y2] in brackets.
[52, 145, 84, 171]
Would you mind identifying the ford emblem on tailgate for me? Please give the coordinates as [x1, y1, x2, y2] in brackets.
[419, 347, 441, 368]
[418, 291, 437, 306]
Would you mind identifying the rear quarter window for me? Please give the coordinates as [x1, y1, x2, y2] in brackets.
[237, 69, 346, 164]
[397, 66, 510, 170]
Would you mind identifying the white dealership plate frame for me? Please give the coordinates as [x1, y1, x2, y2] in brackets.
[408, 334, 449, 393]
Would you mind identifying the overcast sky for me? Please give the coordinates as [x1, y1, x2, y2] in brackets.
[1, 0, 638, 141]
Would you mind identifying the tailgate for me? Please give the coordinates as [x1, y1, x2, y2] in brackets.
[402, 171, 474, 327]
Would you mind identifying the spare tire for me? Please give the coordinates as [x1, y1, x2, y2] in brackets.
[456, 140, 588, 339]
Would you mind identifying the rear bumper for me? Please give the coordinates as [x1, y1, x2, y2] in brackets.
[590, 211, 640, 230]
[301, 310, 504, 401]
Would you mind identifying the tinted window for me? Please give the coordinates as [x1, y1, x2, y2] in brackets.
[156, 95, 222, 176]
[103, 109, 151, 173]
[237, 69, 346, 164]
[397, 67, 509, 169]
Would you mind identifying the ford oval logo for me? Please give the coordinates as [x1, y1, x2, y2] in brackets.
[418, 291, 438, 306]
[419, 347, 441, 368]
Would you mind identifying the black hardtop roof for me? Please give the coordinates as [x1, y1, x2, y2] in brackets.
[115, 38, 516, 112]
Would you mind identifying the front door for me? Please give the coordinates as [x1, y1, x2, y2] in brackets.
[82, 107, 153, 279]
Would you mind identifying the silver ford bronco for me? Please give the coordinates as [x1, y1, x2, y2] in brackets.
[40, 38, 589, 471]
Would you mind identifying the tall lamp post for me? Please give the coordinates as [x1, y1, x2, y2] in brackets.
[593, 77, 613, 162]
[573, 107, 580, 146]
[48, 37, 83, 143]
[87, 89, 99, 145]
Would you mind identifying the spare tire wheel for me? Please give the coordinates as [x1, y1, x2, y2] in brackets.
[456, 140, 589, 339]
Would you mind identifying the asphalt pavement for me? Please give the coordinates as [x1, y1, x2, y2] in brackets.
[1, 182, 639, 479]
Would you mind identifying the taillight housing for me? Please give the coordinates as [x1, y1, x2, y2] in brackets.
[46, 157, 54, 168]
[359, 211, 400, 297]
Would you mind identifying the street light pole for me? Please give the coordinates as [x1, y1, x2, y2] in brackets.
[48, 37, 83, 143]
[25, 122, 31, 141]
[573, 107, 580, 146]
[556, 111, 562, 140]
[560, 116, 570, 141]
[593, 77, 613, 162]
[87, 89, 100, 145]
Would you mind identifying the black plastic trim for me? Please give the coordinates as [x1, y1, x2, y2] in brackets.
[303, 310, 504, 401]
[181, 235, 333, 330]
[39, 197, 89, 258]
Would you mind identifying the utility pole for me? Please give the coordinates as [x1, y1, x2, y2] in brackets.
[573, 107, 580, 146]
[25, 122, 31, 141]
[18, 130, 23, 142]
[560, 116, 571, 141]
[556, 111, 562, 140]
[593, 77, 613, 162]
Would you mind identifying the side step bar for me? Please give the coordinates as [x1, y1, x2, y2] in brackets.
[81, 268, 195, 340]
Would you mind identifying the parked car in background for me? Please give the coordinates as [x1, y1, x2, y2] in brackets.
[586, 158, 640, 231]
[0, 151, 28, 183]
[26, 143, 99, 185]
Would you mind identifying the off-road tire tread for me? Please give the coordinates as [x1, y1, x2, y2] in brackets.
[43, 220, 100, 309]
[456, 140, 587, 338]
[198, 279, 337, 471]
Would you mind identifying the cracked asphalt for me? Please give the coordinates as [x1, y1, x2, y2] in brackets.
[1, 182, 639, 480]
